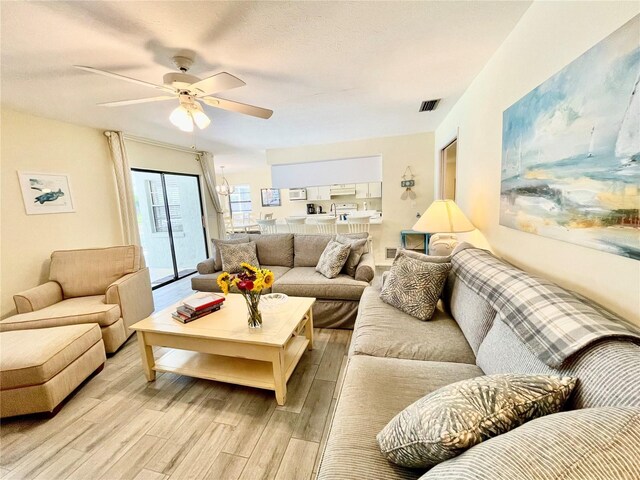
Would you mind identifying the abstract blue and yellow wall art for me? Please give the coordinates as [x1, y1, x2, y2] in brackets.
[500, 15, 639, 259]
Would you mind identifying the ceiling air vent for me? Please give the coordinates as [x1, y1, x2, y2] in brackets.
[419, 99, 440, 112]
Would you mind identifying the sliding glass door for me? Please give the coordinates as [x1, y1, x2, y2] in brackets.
[132, 169, 208, 289]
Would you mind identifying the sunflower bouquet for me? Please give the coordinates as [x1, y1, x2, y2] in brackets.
[217, 263, 274, 328]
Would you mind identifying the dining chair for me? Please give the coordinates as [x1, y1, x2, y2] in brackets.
[316, 216, 337, 234]
[223, 215, 235, 238]
[263, 213, 274, 220]
[286, 217, 307, 234]
[257, 218, 278, 235]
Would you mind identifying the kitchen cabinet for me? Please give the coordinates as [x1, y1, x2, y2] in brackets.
[306, 186, 331, 201]
[356, 182, 382, 199]
[318, 185, 331, 200]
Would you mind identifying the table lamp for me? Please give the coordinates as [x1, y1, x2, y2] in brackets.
[412, 200, 474, 256]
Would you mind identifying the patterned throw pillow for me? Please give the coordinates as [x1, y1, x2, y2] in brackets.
[316, 241, 351, 279]
[212, 235, 249, 270]
[335, 234, 368, 277]
[219, 241, 259, 274]
[377, 374, 576, 469]
[380, 251, 451, 320]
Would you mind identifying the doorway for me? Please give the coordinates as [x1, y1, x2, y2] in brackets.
[131, 169, 209, 289]
[440, 139, 457, 200]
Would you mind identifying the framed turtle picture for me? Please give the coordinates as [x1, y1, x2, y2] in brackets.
[17, 171, 75, 215]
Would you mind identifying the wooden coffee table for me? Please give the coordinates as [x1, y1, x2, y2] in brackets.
[130, 293, 315, 405]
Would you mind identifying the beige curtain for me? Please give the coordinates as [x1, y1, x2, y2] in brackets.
[198, 151, 226, 239]
[104, 131, 141, 246]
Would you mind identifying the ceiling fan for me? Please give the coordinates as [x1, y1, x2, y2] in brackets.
[74, 55, 273, 132]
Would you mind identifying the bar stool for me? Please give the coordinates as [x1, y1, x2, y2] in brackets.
[316, 216, 337, 234]
[348, 216, 373, 257]
[286, 217, 307, 234]
[257, 218, 278, 235]
[347, 216, 371, 234]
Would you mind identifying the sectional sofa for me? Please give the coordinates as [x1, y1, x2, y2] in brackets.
[191, 233, 375, 328]
[317, 246, 640, 479]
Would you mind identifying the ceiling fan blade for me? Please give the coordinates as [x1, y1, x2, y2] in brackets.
[202, 96, 273, 119]
[74, 65, 174, 93]
[97, 96, 176, 107]
[190, 72, 246, 96]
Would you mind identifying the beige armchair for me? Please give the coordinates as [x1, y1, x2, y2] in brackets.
[1, 246, 154, 353]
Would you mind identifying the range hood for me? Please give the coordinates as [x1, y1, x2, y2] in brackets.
[330, 184, 356, 196]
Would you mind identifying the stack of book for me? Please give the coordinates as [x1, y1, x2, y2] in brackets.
[172, 294, 225, 324]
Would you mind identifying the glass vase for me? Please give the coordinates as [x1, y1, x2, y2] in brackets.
[245, 294, 263, 329]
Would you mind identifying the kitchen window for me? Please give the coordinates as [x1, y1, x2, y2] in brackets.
[148, 179, 184, 233]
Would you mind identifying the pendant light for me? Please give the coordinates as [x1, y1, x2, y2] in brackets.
[215, 166, 235, 196]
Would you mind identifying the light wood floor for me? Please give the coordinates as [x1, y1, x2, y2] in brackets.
[0, 278, 352, 480]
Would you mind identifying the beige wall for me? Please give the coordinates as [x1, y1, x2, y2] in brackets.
[1, 109, 123, 318]
[267, 132, 435, 262]
[124, 140, 219, 242]
[435, 3, 640, 324]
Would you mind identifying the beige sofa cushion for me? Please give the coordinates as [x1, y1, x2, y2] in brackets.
[317, 355, 483, 480]
[294, 235, 333, 267]
[0, 323, 102, 389]
[274, 267, 369, 301]
[249, 234, 294, 267]
[350, 287, 476, 364]
[50, 246, 141, 298]
[0, 296, 121, 331]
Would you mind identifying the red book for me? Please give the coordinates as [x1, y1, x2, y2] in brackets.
[182, 294, 225, 312]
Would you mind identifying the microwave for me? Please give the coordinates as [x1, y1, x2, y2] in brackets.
[289, 188, 307, 200]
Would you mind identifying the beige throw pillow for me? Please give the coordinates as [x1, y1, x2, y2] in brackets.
[219, 241, 259, 274]
[380, 251, 451, 320]
[377, 374, 576, 469]
[316, 241, 351, 279]
[335, 234, 367, 277]
[212, 235, 249, 271]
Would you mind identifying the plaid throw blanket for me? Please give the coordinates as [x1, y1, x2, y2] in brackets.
[451, 248, 640, 368]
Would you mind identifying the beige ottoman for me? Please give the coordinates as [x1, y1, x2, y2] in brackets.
[0, 323, 105, 418]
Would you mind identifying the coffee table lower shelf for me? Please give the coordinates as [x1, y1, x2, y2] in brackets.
[153, 335, 309, 392]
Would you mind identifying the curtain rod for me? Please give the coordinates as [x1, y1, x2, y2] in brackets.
[106, 132, 206, 156]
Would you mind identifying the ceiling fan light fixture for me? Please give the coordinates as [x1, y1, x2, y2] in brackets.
[192, 102, 211, 130]
[169, 105, 194, 132]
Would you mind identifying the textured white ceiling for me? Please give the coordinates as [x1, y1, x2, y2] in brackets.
[1, 1, 529, 170]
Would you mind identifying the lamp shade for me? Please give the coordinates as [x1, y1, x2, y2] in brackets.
[169, 105, 194, 132]
[192, 102, 211, 129]
[412, 199, 474, 233]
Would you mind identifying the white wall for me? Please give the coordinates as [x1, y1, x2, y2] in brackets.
[435, 2, 640, 325]
[267, 132, 435, 262]
[1, 109, 123, 318]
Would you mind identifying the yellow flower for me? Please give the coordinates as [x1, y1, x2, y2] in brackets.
[241, 262, 258, 273]
[217, 272, 230, 295]
[252, 278, 264, 293]
[262, 270, 274, 289]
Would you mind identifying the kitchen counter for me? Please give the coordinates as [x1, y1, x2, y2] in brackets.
[279, 214, 383, 225]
